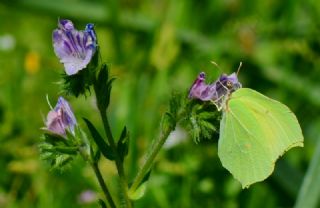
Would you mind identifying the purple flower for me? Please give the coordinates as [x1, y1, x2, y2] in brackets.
[52, 19, 97, 75]
[188, 72, 242, 107]
[77, 190, 97, 204]
[45, 96, 77, 136]
[188, 72, 217, 101]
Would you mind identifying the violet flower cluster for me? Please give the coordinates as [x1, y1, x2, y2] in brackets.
[188, 72, 242, 108]
[52, 19, 97, 75]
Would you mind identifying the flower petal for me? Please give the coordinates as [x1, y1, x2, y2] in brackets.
[45, 96, 77, 136]
[188, 72, 242, 103]
[46, 110, 66, 135]
[52, 19, 97, 75]
[55, 97, 77, 133]
[189, 72, 218, 101]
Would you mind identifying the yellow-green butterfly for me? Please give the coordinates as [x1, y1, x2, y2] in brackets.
[189, 70, 304, 188]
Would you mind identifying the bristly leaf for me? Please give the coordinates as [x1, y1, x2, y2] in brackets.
[39, 132, 79, 170]
[83, 118, 115, 160]
[40, 145, 79, 155]
[117, 126, 130, 162]
[62, 67, 94, 97]
[94, 64, 114, 112]
[182, 99, 220, 143]
[52, 154, 73, 170]
[39, 133, 79, 171]
[43, 132, 69, 146]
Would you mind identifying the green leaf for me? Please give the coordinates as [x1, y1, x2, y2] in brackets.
[218, 88, 304, 188]
[39, 131, 80, 170]
[98, 199, 107, 208]
[187, 103, 219, 142]
[294, 138, 320, 208]
[61, 66, 95, 97]
[117, 126, 129, 162]
[83, 118, 115, 160]
[90, 146, 101, 163]
[43, 132, 69, 145]
[43, 146, 79, 155]
[129, 171, 151, 200]
[51, 154, 73, 170]
[94, 64, 114, 112]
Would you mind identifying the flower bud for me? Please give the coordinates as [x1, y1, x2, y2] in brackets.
[45, 96, 77, 136]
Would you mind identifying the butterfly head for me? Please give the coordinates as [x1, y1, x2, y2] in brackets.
[218, 73, 242, 93]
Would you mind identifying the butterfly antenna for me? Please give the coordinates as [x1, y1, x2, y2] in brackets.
[237, 62, 243, 75]
[210, 61, 223, 73]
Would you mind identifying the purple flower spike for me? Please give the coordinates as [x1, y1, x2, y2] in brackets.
[53, 19, 97, 75]
[45, 96, 77, 136]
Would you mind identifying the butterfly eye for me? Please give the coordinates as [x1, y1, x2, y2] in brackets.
[226, 81, 233, 89]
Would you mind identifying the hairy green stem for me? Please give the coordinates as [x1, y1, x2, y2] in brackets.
[129, 118, 175, 193]
[99, 110, 132, 208]
[79, 145, 116, 208]
[91, 162, 117, 208]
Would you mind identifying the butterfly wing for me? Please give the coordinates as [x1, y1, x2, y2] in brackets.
[218, 88, 303, 188]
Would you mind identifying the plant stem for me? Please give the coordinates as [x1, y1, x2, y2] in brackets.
[79, 146, 116, 208]
[99, 110, 132, 208]
[129, 118, 175, 193]
[91, 162, 117, 208]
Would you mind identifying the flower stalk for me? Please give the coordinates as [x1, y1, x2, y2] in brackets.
[129, 112, 178, 194]
[95, 86, 132, 208]
[101, 112, 132, 208]
[91, 162, 117, 208]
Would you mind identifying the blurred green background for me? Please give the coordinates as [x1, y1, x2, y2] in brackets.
[1, 0, 320, 207]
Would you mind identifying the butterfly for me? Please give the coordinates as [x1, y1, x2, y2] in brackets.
[189, 69, 304, 187]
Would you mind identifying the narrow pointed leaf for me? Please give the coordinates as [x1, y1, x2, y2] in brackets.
[117, 126, 129, 162]
[294, 138, 320, 208]
[94, 64, 110, 111]
[98, 199, 108, 208]
[83, 118, 115, 160]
